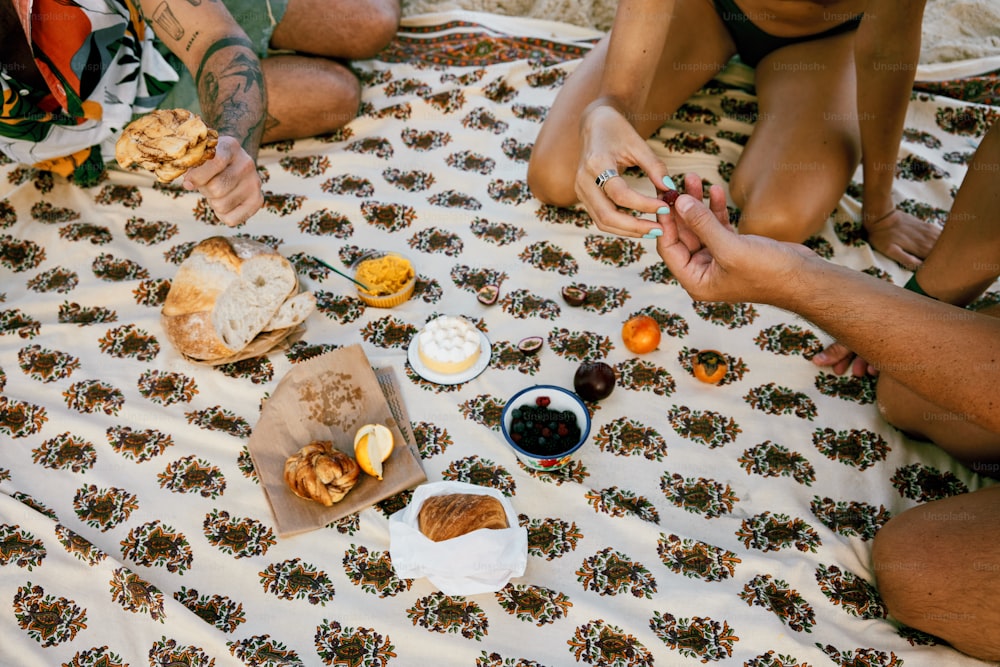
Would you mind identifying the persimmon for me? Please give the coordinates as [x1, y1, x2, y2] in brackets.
[692, 350, 727, 384]
[622, 315, 661, 354]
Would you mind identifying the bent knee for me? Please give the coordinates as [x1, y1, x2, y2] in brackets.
[346, 1, 401, 58]
[527, 156, 578, 208]
[729, 171, 837, 242]
[872, 496, 1000, 661]
[733, 203, 828, 243]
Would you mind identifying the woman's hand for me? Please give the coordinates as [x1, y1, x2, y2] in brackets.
[574, 104, 672, 238]
[183, 135, 264, 226]
[811, 341, 877, 376]
[865, 209, 941, 269]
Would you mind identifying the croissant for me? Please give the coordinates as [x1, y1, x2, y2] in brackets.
[418, 493, 509, 542]
[115, 109, 219, 182]
[284, 441, 360, 506]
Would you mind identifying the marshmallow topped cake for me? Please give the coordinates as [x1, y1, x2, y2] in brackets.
[417, 315, 482, 374]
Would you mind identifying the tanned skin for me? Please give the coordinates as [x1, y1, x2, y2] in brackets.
[3, 0, 400, 225]
[656, 128, 1000, 659]
[527, 0, 939, 268]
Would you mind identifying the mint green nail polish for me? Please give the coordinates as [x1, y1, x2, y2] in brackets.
[662, 175, 677, 190]
[656, 206, 670, 215]
[642, 229, 662, 239]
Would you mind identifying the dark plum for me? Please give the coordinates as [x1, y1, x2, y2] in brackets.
[573, 361, 616, 402]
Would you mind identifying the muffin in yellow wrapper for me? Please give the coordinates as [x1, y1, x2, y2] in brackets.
[353, 252, 416, 307]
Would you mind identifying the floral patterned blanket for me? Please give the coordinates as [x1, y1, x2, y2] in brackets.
[1, 12, 998, 667]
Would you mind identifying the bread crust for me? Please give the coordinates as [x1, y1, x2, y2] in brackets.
[284, 441, 360, 506]
[161, 236, 309, 362]
[418, 493, 509, 542]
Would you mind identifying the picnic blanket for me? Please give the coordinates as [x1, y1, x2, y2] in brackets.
[1, 11, 998, 667]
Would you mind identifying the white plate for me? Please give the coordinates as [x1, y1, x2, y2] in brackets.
[407, 330, 492, 385]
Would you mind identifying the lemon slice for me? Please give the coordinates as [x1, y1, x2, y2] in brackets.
[353, 423, 394, 480]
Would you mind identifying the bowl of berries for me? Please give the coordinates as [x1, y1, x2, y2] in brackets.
[500, 385, 591, 472]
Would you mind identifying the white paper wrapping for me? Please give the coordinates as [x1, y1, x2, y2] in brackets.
[389, 481, 528, 595]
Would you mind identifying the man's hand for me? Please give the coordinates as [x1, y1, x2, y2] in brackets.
[183, 136, 263, 226]
[655, 174, 813, 305]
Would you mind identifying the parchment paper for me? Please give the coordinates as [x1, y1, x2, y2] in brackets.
[247, 344, 426, 536]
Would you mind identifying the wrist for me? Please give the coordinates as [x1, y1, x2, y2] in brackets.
[862, 207, 895, 230]
[754, 247, 819, 310]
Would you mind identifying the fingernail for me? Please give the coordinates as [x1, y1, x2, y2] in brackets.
[675, 196, 694, 212]
[642, 229, 662, 239]
[662, 175, 677, 190]
[656, 206, 670, 215]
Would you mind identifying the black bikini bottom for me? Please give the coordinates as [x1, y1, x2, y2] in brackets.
[712, 0, 863, 68]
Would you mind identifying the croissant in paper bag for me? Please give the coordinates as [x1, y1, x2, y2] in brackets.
[284, 441, 360, 506]
[418, 493, 510, 542]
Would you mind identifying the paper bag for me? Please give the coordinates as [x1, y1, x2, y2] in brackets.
[388, 481, 528, 595]
[247, 344, 426, 536]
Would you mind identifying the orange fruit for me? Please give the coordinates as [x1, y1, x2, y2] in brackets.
[622, 315, 661, 354]
[692, 350, 727, 384]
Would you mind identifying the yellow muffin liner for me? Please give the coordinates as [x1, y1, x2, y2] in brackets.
[356, 278, 415, 308]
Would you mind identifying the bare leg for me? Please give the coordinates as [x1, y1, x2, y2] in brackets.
[730, 30, 861, 241]
[271, 0, 401, 59]
[874, 123, 1000, 469]
[261, 56, 361, 142]
[910, 120, 1000, 306]
[527, 0, 736, 207]
[261, 0, 401, 141]
[872, 484, 1000, 661]
[875, 302, 1000, 474]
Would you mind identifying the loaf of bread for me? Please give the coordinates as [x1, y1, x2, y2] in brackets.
[418, 493, 510, 542]
[161, 236, 314, 362]
[115, 109, 219, 182]
[284, 441, 360, 506]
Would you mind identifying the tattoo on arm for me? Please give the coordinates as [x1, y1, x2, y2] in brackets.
[196, 39, 266, 158]
[151, 2, 184, 40]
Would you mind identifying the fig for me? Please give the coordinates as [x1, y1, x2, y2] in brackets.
[661, 189, 680, 206]
[518, 336, 543, 355]
[477, 284, 499, 305]
[573, 361, 616, 402]
[561, 285, 588, 307]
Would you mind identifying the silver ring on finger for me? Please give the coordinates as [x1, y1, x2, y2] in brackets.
[595, 168, 620, 191]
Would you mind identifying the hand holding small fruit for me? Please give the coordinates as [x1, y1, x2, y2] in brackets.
[655, 173, 815, 306]
[575, 103, 677, 239]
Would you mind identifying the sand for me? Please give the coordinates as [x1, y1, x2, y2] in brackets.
[400, 0, 1000, 66]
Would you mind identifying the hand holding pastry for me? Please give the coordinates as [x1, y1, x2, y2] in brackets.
[182, 135, 264, 227]
[115, 109, 263, 226]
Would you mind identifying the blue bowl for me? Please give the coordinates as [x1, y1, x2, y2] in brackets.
[500, 385, 591, 471]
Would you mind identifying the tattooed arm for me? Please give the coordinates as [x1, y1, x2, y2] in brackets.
[144, 0, 265, 225]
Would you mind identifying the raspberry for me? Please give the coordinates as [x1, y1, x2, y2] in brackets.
[535, 396, 551, 408]
[661, 189, 680, 206]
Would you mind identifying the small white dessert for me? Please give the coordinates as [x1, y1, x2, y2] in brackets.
[417, 315, 482, 375]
